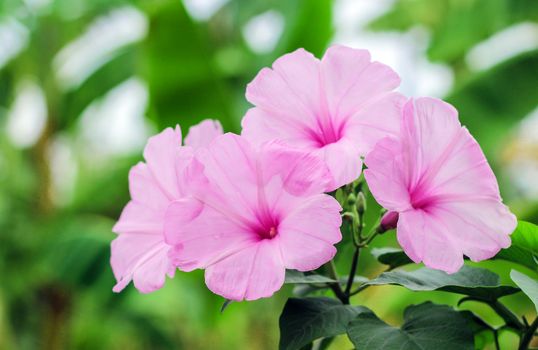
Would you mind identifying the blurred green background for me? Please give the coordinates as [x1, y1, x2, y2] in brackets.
[0, 0, 537, 349]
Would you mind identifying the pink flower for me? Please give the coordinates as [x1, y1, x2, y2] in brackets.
[364, 97, 517, 273]
[164, 133, 342, 301]
[242, 45, 405, 191]
[111, 120, 223, 293]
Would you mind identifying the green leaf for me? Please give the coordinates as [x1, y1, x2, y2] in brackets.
[278, 297, 367, 350]
[371, 247, 412, 270]
[496, 221, 538, 271]
[284, 270, 336, 284]
[511, 270, 538, 312]
[347, 302, 475, 350]
[364, 265, 519, 299]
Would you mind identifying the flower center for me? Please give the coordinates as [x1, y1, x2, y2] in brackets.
[256, 225, 279, 240]
[308, 117, 344, 147]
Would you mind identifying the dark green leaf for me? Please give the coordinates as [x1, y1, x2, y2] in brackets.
[347, 302, 475, 350]
[284, 270, 336, 284]
[371, 247, 412, 270]
[364, 265, 519, 299]
[279, 297, 367, 350]
[511, 270, 538, 312]
[496, 221, 538, 271]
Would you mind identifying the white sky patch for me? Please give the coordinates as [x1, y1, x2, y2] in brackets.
[243, 10, 285, 54]
[78, 78, 151, 156]
[6, 79, 47, 148]
[466, 22, 538, 71]
[53, 6, 147, 90]
[332, 0, 453, 98]
[48, 134, 78, 206]
[183, 0, 229, 21]
[0, 18, 29, 70]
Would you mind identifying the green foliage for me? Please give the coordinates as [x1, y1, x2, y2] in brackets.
[284, 270, 337, 284]
[278, 297, 366, 350]
[511, 270, 538, 313]
[497, 221, 538, 271]
[347, 302, 475, 350]
[364, 266, 519, 300]
[370, 247, 413, 270]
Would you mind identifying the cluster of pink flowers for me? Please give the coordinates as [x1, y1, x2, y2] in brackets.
[111, 46, 516, 300]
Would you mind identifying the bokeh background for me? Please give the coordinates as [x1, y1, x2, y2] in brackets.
[0, 0, 537, 349]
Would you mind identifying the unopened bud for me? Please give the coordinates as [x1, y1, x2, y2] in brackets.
[378, 211, 399, 233]
[356, 192, 366, 215]
[346, 193, 356, 208]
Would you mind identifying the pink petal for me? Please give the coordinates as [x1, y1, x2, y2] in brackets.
[401, 97, 462, 190]
[192, 133, 259, 218]
[111, 233, 174, 293]
[320, 45, 401, 123]
[241, 107, 320, 149]
[314, 137, 363, 191]
[143, 126, 184, 199]
[259, 141, 332, 196]
[164, 198, 258, 272]
[364, 137, 411, 212]
[184, 119, 223, 149]
[128, 162, 169, 213]
[344, 92, 406, 154]
[398, 209, 464, 273]
[113, 201, 162, 234]
[421, 127, 501, 202]
[278, 194, 342, 271]
[432, 201, 515, 261]
[204, 240, 285, 301]
[246, 48, 321, 131]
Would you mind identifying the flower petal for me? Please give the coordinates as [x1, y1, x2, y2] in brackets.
[344, 92, 406, 154]
[364, 137, 411, 212]
[246, 48, 321, 132]
[190, 133, 263, 221]
[184, 119, 223, 149]
[164, 198, 258, 272]
[259, 141, 332, 196]
[113, 201, 162, 234]
[321, 45, 401, 123]
[204, 240, 285, 301]
[432, 200, 515, 261]
[143, 126, 184, 199]
[314, 137, 363, 191]
[111, 233, 174, 293]
[398, 209, 464, 274]
[278, 194, 341, 271]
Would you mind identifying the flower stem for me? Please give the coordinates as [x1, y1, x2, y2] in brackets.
[324, 261, 349, 304]
[519, 316, 538, 350]
[344, 247, 360, 296]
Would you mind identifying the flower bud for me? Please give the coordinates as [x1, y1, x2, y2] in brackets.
[356, 192, 366, 215]
[346, 193, 356, 208]
[378, 211, 399, 233]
